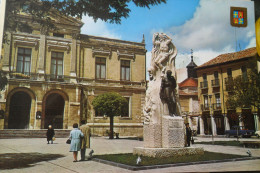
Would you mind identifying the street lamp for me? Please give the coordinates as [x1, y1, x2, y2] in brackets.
[208, 94, 214, 144]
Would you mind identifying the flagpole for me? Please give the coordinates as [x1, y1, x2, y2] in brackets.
[0, 0, 6, 58]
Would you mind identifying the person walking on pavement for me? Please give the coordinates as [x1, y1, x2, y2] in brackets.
[80, 121, 92, 161]
[186, 123, 192, 147]
[46, 125, 55, 144]
[69, 123, 84, 162]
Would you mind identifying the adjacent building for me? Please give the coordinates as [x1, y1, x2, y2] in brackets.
[0, 8, 146, 136]
[196, 47, 259, 135]
[179, 52, 200, 134]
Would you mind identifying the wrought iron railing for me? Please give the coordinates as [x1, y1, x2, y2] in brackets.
[211, 79, 220, 87]
[201, 104, 210, 111]
[212, 103, 222, 110]
[200, 81, 208, 89]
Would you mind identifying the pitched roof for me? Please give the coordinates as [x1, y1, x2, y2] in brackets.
[197, 47, 257, 69]
[179, 78, 198, 88]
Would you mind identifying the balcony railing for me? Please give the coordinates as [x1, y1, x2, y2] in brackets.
[211, 79, 220, 87]
[213, 103, 222, 110]
[7, 72, 146, 87]
[200, 81, 208, 89]
[224, 77, 233, 91]
[201, 104, 210, 111]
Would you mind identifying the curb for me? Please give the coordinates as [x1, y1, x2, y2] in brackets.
[92, 156, 260, 171]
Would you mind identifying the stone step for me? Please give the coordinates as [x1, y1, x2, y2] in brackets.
[0, 129, 71, 138]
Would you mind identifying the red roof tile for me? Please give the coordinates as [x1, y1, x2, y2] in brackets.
[197, 47, 257, 69]
[179, 78, 198, 88]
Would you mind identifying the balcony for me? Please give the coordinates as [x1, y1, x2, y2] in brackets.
[200, 81, 208, 89]
[211, 79, 220, 87]
[201, 104, 210, 112]
[212, 103, 222, 110]
[7, 72, 146, 88]
[224, 77, 234, 91]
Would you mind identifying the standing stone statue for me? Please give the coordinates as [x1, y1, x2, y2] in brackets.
[142, 33, 182, 148]
[134, 33, 204, 157]
[160, 70, 177, 116]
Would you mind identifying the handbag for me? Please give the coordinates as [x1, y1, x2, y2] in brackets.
[52, 137, 56, 141]
[66, 139, 71, 144]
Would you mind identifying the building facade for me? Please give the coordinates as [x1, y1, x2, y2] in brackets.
[0, 9, 146, 136]
[179, 54, 200, 134]
[196, 47, 259, 135]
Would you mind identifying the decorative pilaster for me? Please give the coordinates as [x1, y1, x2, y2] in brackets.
[199, 116, 205, 135]
[2, 32, 11, 71]
[38, 35, 46, 75]
[70, 38, 77, 83]
[211, 115, 217, 135]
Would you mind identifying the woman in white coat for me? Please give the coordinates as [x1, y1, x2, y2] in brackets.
[69, 123, 84, 162]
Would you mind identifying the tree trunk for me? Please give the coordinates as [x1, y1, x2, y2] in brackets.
[109, 116, 114, 139]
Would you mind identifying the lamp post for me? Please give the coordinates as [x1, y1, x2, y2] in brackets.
[208, 94, 214, 144]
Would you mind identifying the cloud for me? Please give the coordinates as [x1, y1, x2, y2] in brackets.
[81, 16, 122, 39]
[166, 0, 255, 53]
[150, 0, 255, 70]
[175, 46, 235, 69]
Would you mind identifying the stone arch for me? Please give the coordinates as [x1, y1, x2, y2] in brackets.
[5, 87, 36, 129]
[42, 89, 69, 129]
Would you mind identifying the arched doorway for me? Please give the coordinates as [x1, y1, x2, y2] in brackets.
[8, 91, 31, 129]
[44, 93, 64, 129]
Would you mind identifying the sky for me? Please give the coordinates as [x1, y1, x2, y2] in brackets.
[81, 0, 256, 79]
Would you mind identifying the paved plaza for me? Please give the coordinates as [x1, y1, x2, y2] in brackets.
[0, 136, 260, 173]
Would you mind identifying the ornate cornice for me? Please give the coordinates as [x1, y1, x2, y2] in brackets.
[13, 35, 39, 49]
[117, 50, 135, 61]
[47, 40, 71, 53]
[92, 47, 112, 59]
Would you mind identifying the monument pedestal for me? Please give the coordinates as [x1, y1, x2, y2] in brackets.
[134, 116, 204, 158]
[143, 123, 162, 148]
[162, 116, 185, 148]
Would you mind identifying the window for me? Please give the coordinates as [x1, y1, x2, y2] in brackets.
[121, 97, 130, 117]
[214, 71, 218, 79]
[227, 68, 232, 77]
[204, 95, 209, 108]
[53, 33, 64, 38]
[121, 60, 130, 81]
[241, 66, 247, 79]
[51, 52, 64, 79]
[215, 94, 221, 106]
[96, 57, 106, 79]
[203, 73, 207, 80]
[16, 48, 32, 75]
[202, 73, 208, 88]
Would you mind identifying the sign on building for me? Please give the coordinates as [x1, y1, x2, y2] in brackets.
[230, 7, 247, 27]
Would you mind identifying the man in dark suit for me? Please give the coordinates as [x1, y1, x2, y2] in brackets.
[186, 123, 192, 147]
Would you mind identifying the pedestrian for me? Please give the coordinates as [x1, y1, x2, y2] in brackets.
[46, 125, 55, 144]
[80, 121, 91, 161]
[69, 123, 84, 162]
[186, 123, 192, 147]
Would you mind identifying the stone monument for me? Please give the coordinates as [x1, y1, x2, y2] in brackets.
[134, 33, 203, 157]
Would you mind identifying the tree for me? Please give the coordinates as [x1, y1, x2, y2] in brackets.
[4, 0, 166, 33]
[226, 59, 260, 118]
[92, 92, 128, 139]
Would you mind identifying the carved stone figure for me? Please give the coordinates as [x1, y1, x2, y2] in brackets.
[160, 70, 177, 116]
[148, 33, 177, 78]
